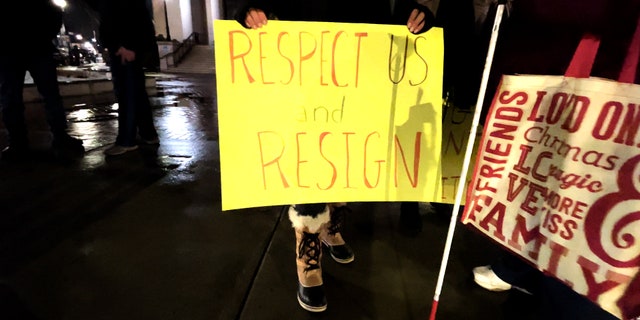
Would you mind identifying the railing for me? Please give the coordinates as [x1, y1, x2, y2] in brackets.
[159, 32, 200, 70]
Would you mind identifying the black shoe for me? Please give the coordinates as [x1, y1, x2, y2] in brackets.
[52, 134, 84, 155]
[295, 230, 327, 312]
[320, 205, 355, 264]
[297, 281, 327, 312]
[1, 145, 30, 162]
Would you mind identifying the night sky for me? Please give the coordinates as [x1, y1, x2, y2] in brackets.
[61, 0, 100, 40]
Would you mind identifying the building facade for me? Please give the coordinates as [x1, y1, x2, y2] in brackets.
[152, 0, 246, 45]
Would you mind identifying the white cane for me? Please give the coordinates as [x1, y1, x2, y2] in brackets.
[428, 3, 506, 319]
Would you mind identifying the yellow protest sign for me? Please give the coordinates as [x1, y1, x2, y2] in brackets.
[214, 20, 444, 210]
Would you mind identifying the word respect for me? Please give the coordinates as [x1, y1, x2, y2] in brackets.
[225, 28, 430, 87]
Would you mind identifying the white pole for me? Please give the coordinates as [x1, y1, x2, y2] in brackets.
[428, 4, 505, 320]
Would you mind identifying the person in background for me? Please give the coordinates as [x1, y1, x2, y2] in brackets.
[399, 0, 482, 236]
[70, 45, 82, 66]
[0, 0, 84, 161]
[236, 0, 435, 312]
[86, 0, 160, 156]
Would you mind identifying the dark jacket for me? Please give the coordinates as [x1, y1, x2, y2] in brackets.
[433, 0, 480, 109]
[86, 0, 157, 57]
[1, 0, 63, 56]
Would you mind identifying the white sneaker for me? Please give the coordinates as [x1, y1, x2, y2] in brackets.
[104, 144, 139, 156]
[472, 265, 512, 291]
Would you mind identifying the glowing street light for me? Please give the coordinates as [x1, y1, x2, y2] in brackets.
[53, 0, 67, 9]
[53, 0, 69, 48]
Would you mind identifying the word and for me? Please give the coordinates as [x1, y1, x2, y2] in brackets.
[295, 96, 346, 123]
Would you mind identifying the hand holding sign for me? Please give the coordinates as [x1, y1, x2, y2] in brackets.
[244, 8, 267, 29]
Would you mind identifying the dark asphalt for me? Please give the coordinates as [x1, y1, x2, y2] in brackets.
[0, 73, 540, 320]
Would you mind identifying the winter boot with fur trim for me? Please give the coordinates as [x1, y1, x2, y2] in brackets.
[289, 205, 330, 312]
[320, 203, 355, 264]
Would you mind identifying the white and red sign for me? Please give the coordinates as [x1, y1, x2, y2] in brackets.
[461, 74, 640, 319]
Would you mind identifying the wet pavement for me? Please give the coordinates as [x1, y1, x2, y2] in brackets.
[0, 73, 540, 319]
